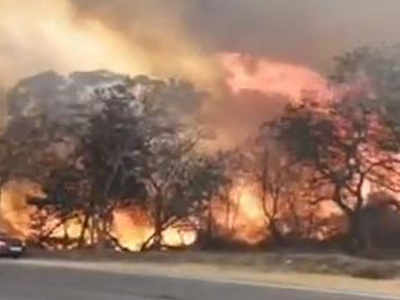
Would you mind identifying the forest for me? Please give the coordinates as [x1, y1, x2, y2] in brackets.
[2, 46, 400, 255]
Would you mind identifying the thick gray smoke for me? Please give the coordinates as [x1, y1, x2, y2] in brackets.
[69, 0, 400, 71]
[3, 0, 400, 85]
[2, 0, 400, 146]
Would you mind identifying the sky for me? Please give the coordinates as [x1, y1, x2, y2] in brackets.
[2, 0, 400, 86]
[1, 0, 400, 145]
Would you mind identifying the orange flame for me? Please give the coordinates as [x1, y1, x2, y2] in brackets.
[0, 179, 45, 239]
[212, 184, 266, 245]
[219, 52, 330, 102]
[112, 207, 196, 251]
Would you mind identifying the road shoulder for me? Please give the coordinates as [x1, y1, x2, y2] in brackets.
[4, 258, 400, 300]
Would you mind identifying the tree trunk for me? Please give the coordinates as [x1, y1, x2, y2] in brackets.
[206, 202, 214, 240]
[89, 216, 96, 246]
[62, 222, 69, 248]
[346, 210, 369, 253]
[196, 202, 214, 249]
[78, 212, 89, 247]
[95, 216, 109, 249]
[152, 194, 163, 250]
[269, 219, 285, 246]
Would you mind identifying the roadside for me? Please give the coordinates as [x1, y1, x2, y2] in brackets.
[25, 248, 400, 279]
[9, 249, 400, 299]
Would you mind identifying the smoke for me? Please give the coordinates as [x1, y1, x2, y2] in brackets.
[69, 0, 400, 71]
[0, 0, 221, 89]
[3, 0, 400, 86]
[2, 0, 400, 145]
[4, 1, 400, 245]
[182, 0, 400, 70]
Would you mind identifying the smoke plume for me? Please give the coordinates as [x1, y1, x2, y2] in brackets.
[2, 0, 400, 246]
[66, 0, 400, 71]
[2, 0, 400, 145]
[2, 0, 400, 86]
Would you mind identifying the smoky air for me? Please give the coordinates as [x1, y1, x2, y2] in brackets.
[1, 3, 400, 299]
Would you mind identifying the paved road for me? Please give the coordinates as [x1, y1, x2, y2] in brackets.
[0, 259, 397, 300]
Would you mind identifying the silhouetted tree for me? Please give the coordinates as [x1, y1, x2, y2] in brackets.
[270, 46, 400, 251]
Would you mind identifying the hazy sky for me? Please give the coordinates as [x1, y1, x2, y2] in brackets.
[1, 0, 400, 86]
[1, 0, 400, 146]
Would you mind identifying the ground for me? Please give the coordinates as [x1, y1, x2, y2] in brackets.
[18, 248, 400, 298]
[2, 259, 396, 300]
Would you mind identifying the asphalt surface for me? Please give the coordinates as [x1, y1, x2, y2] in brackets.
[0, 259, 397, 300]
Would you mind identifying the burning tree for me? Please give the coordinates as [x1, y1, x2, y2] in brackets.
[236, 136, 319, 246]
[139, 148, 229, 250]
[51, 81, 227, 250]
[64, 85, 149, 248]
[0, 93, 84, 245]
[0, 73, 231, 251]
[269, 47, 400, 251]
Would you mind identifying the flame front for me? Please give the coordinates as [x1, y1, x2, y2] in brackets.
[0, 53, 356, 250]
[212, 184, 266, 245]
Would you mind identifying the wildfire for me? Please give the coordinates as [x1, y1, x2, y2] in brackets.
[0, 179, 46, 239]
[112, 207, 196, 251]
[112, 207, 153, 251]
[0, 52, 354, 250]
[212, 184, 266, 245]
[0, 178, 267, 250]
[219, 52, 330, 102]
[0, 180, 198, 251]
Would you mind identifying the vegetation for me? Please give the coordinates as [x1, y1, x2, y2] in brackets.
[1, 76, 229, 250]
[268, 46, 400, 252]
[2, 46, 400, 255]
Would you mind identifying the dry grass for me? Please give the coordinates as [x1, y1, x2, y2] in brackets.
[26, 248, 400, 280]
